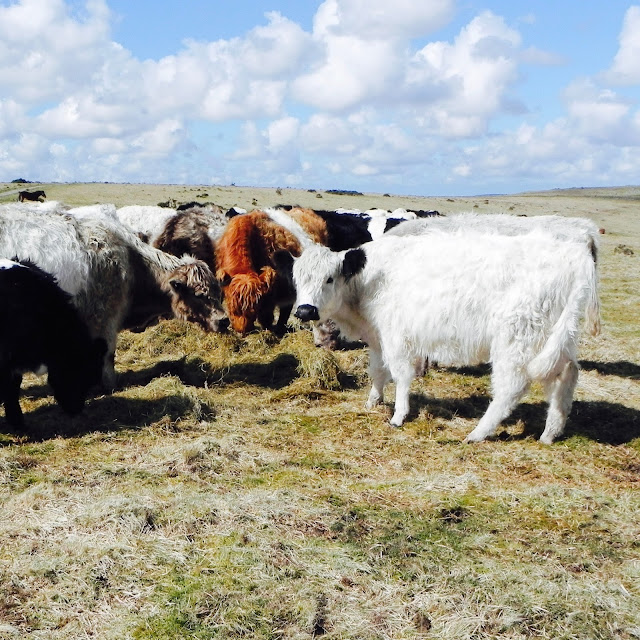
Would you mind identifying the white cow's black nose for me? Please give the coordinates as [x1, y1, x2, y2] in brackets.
[295, 304, 320, 322]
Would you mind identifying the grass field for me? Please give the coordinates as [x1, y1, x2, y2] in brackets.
[0, 183, 639, 639]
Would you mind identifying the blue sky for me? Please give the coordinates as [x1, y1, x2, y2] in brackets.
[1, 0, 640, 196]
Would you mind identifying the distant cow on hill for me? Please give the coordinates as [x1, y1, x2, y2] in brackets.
[0, 258, 106, 427]
[18, 190, 46, 202]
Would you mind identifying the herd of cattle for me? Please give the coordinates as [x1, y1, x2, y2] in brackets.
[0, 197, 601, 443]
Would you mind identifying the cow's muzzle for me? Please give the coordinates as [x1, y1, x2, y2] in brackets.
[294, 304, 320, 322]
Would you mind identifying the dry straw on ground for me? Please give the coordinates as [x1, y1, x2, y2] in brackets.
[0, 183, 639, 639]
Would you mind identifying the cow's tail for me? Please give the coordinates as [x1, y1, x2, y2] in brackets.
[527, 251, 601, 380]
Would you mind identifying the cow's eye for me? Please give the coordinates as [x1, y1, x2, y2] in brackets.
[326, 277, 334, 284]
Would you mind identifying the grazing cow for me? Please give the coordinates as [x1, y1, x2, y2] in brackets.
[215, 211, 304, 335]
[0, 259, 106, 426]
[0, 204, 226, 388]
[287, 232, 600, 443]
[18, 190, 46, 202]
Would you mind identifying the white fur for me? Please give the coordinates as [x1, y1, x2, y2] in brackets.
[116, 205, 177, 244]
[387, 212, 600, 257]
[262, 207, 315, 249]
[68, 203, 118, 220]
[366, 216, 389, 240]
[292, 231, 600, 443]
[0, 204, 92, 295]
[0, 258, 24, 270]
[389, 208, 417, 220]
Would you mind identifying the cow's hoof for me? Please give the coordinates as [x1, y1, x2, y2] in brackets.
[463, 432, 487, 443]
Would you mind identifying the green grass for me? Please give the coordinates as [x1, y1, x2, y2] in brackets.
[1, 185, 640, 639]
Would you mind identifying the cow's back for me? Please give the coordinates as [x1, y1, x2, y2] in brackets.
[358, 232, 595, 366]
[0, 206, 92, 295]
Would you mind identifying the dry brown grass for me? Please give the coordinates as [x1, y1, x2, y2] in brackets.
[1, 184, 639, 639]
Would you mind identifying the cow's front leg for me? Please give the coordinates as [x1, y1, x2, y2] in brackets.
[273, 304, 293, 337]
[365, 349, 390, 409]
[1, 371, 24, 427]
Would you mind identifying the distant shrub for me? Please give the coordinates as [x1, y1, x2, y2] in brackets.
[325, 189, 363, 196]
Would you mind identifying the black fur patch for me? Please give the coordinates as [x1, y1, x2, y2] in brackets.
[342, 248, 366, 281]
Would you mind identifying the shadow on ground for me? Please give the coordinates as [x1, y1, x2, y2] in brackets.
[408, 393, 640, 445]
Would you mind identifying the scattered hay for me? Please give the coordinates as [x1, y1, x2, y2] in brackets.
[283, 330, 343, 390]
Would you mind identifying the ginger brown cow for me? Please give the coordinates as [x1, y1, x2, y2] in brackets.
[215, 211, 303, 335]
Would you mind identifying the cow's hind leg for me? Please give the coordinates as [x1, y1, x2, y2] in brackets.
[366, 349, 391, 410]
[464, 361, 530, 442]
[389, 359, 416, 427]
[539, 360, 579, 445]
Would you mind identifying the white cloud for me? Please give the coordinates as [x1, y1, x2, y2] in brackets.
[313, 0, 454, 39]
[131, 119, 186, 157]
[0, 0, 113, 102]
[563, 80, 639, 145]
[603, 5, 640, 85]
[292, 36, 402, 110]
[267, 117, 300, 151]
[406, 12, 522, 137]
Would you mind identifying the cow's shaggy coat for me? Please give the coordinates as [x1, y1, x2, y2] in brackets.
[0, 259, 106, 426]
[153, 208, 221, 269]
[289, 231, 600, 443]
[215, 211, 303, 335]
[116, 205, 178, 245]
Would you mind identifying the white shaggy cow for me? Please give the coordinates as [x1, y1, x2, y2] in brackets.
[0, 204, 227, 389]
[288, 231, 601, 443]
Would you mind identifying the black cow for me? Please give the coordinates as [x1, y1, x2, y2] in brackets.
[18, 190, 46, 202]
[0, 258, 106, 426]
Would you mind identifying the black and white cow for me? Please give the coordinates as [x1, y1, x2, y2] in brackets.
[0, 259, 106, 426]
[287, 230, 601, 443]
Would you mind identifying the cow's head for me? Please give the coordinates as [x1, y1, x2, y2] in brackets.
[165, 258, 229, 332]
[275, 245, 366, 323]
[216, 265, 277, 335]
[48, 337, 108, 415]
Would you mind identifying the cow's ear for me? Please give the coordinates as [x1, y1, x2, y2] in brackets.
[273, 250, 294, 275]
[342, 248, 366, 281]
